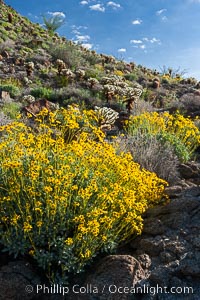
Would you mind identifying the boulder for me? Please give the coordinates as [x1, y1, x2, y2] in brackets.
[0, 90, 11, 102]
[82, 255, 147, 300]
[0, 260, 42, 300]
[21, 99, 58, 117]
[179, 162, 200, 179]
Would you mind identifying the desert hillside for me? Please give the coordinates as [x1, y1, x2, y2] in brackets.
[0, 1, 200, 300]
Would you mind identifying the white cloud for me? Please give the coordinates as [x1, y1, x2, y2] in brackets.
[156, 9, 167, 15]
[118, 48, 126, 52]
[76, 35, 90, 42]
[81, 43, 93, 49]
[48, 11, 66, 18]
[143, 37, 161, 44]
[132, 19, 142, 25]
[107, 1, 121, 9]
[150, 37, 160, 44]
[156, 9, 168, 22]
[130, 39, 143, 44]
[161, 16, 168, 22]
[71, 25, 88, 35]
[89, 4, 105, 12]
[72, 25, 88, 30]
[72, 29, 81, 34]
[140, 45, 146, 49]
[80, 1, 88, 5]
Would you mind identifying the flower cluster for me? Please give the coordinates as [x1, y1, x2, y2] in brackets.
[126, 111, 200, 162]
[0, 107, 167, 283]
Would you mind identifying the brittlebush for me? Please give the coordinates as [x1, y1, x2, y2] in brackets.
[126, 111, 200, 162]
[0, 107, 167, 283]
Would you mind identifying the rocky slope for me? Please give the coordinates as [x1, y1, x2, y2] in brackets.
[1, 2, 200, 300]
[1, 0, 200, 120]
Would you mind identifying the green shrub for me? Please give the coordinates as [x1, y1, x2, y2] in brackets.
[124, 73, 138, 81]
[0, 85, 21, 98]
[84, 67, 103, 80]
[83, 52, 100, 66]
[2, 102, 21, 119]
[50, 42, 86, 69]
[30, 87, 53, 99]
[156, 132, 190, 163]
[54, 75, 70, 88]
[49, 87, 94, 107]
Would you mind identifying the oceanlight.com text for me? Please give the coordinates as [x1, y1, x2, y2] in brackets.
[24, 283, 194, 296]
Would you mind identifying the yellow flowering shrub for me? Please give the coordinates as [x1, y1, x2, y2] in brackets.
[34, 105, 104, 143]
[0, 108, 167, 283]
[126, 111, 200, 162]
[114, 70, 124, 77]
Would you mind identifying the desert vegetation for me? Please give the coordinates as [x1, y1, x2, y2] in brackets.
[1, 0, 200, 287]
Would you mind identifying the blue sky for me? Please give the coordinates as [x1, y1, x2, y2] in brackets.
[5, 0, 200, 79]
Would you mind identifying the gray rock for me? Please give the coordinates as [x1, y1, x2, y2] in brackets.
[83, 255, 146, 300]
[0, 260, 42, 300]
[0, 90, 11, 102]
[128, 188, 200, 299]
[179, 163, 200, 179]
[165, 186, 182, 198]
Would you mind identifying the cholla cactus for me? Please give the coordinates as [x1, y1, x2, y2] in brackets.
[61, 68, 75, 81]
[104, 55, 116, 64]
[101, 75, 143, 108]
[123, 87, 143, 113]
[101, 75, 124, 85]
[22, 95, 35, 104]
[94, 106, 119, 130]
[103, 84, 116, 102]
[75, 69, 85, 80]
[88, 77, 99, 88]
[8, 12, 13, 23]
[56, 59, 66, 75]
[25, 62, 34, 77]
[23, 77, 32, 85]
[152, 77, 160, 89]
[125, 87, 142, 99]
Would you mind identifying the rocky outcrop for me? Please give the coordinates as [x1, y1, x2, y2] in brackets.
[82, 255, 147, 300]
[21, 99, 58, 117]
[129, 190, 200, 299]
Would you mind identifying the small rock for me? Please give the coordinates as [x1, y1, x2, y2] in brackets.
[165, 186, 182, 198]
[142, 218, 166, 236]
[178, 259, 200, 277]
[131, 238, 164, 256]
[137, 254, 151, 269]
[179, 163, 200, 179]
[149, 266, 171, 286]
[0, 90, 11, 102]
